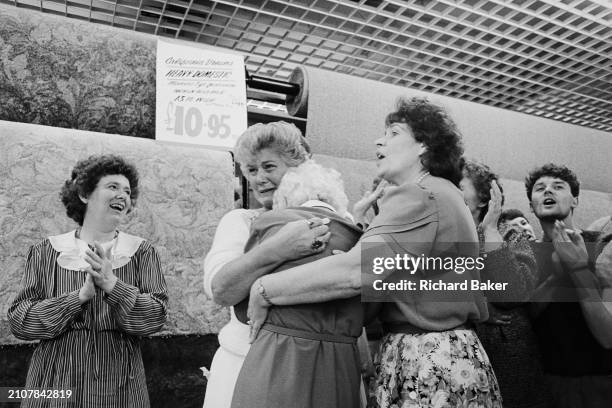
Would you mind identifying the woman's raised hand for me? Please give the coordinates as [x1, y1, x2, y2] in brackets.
[481, 180, 503, 245]
[353, 179, 388, 226]
[269, 217, 331, 259]
[84, 242, 118, 294]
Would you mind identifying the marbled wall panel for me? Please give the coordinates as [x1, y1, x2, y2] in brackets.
[0, 120, 234, 344]
[0, 5, 156, 138]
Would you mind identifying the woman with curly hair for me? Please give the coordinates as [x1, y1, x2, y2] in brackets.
[245, 97, 501, 407]
[8, 155, 167, 408]
[460, 159, 505, 228]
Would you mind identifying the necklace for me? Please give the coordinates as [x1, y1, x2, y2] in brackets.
[75, 228, 118, 250]
[416, 171, 430, 184]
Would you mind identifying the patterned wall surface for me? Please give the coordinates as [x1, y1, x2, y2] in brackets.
[0, 5, 156, 138]
[0, 120, 234, 344]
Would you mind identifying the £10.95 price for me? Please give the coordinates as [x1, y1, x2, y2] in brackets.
[166, 102, 232, 139]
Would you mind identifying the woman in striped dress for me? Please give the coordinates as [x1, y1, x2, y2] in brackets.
[8, 154, 168, 408]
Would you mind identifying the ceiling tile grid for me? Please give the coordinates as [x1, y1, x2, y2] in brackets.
[2, 0, 610, 131]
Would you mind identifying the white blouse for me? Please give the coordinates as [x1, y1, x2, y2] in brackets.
[203, 208, 263, 356]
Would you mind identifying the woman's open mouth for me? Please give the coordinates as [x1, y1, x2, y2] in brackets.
[109, 202, 125, 212]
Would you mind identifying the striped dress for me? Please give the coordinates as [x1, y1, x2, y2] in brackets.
[8, 231, 168, 408]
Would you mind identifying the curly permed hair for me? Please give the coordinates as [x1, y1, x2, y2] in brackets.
[60, 155, 139, 225]
[524, 163, 579, 201]
[461, 159, 505, 223]
[273, 160, 349, 215]
[385, 97, 464, 186]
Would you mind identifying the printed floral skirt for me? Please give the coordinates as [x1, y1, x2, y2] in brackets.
[368, 329, 502, 408]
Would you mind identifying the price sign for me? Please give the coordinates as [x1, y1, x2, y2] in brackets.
[156, 38, 247, 149]
[166, 103, 232, 139]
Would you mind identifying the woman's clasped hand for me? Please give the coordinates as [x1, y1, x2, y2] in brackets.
[82, 243, 118, 294]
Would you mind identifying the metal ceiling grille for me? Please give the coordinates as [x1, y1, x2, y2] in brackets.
[3, 0, 611, 131]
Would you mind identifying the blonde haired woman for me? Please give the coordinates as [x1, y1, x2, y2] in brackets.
[203, 122, 331, 408]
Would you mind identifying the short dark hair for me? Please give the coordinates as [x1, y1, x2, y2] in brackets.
[385, 97, 464, 186]
[498, 208, 527, 227]
[525, 163, 579, 201]
[461, 159, 505, 223]
[60, 155, 139, 225]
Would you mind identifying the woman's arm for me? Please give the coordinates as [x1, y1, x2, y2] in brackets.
[246, 242, 362, 341]
[255, 241, 362, 306]
[552, 224, 612, 348]
[248, 217, 430, 310]
[103, 243, 168, 336]
[210, 234, 300, 307]
[204, 210, 252, 303]
[8, 245, 85, 341]
[566, 238, 612, 349]
[571, 266, 612, 348]
[206, 210, 330, 307]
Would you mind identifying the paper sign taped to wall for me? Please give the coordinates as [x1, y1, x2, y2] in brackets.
[156, 38, 247, 149]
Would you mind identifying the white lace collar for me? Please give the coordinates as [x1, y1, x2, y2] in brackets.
[49, 230, 144, 271]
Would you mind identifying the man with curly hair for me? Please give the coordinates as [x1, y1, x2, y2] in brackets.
[525, 163, 612, 408]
